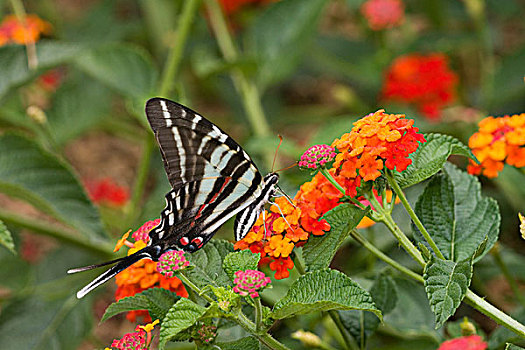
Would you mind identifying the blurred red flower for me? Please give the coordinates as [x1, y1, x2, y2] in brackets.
[219, 0, 274, 14]
[361, 0, 404, 31]
[437, 335, 487, 350]
[85, 178, 129, 207]
[382, 53, 458, 120]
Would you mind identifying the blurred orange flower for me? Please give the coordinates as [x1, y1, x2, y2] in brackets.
[382, 53, 458, 120]
[467, 113, 525, 178]
[114, 221, 188, 322]
[361, 0, 404, 31]
[0, 14, 51, 46]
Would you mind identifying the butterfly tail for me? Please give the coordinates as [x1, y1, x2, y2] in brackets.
[70, 246, 159, 299]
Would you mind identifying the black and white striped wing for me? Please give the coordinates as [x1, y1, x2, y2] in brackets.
[145, 98, 264, 251]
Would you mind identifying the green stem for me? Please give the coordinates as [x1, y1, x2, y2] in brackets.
[158, 0, 202, 97]
[353, 218, 525, 337]
[491, 246, 525, 307]
[178, 272, 215, 304]
[205, 0, 273, 167]
[318, 168, 365, 209]
[0, 208, 114, 257]
[386, 171, 445, 260]
[9, 0, 37, 69]
[254, 297, 263, 332]
[380, 211, 425, 267]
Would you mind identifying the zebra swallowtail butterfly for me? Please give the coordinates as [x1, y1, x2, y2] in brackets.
[69, 97, 282, 298]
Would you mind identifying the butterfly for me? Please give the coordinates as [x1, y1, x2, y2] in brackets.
[69, 97, 284, 298]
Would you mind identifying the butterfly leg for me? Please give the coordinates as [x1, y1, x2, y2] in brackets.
[275, 186, 297, 209]
[262, 209, 268, 240]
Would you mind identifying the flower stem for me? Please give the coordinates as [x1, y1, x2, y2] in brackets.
[318, 168, 365, 209]
[380, 211, 425, 267]
[178, 272, 215, 304]
[158, 0, 202, 97]
[254, 297, 263, 332]
[490, 245, 525, 307]
[0, 208, 114, 257]
[385, 171, 445, 260]
[9, 0, 38, 69]
[204, 0, 273, 167]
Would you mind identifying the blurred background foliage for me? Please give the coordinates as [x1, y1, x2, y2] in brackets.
[0, 0, 523, 349]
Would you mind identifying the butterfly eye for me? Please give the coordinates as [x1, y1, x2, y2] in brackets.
[179, 237, 189, 246]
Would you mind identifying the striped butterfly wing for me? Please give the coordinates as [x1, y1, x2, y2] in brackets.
[145, 98, 264, 252]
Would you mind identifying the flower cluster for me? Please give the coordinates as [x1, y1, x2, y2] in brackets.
[332, 109, 426, 185]
[233, 269, 271, 298]
[106, 320, 159, 350]
[361, 0, 404, 31]
[196, 324, 217, 343]
[234, 197, 303, 279]
[467, 113, 525, 178]
[298, 144, 336, 170]
[382, 53, 458, 120]
[437, 335, 487, 350]
[0, 14, 51, 46]
[156, 250, 190, 277]
[114, 221, 187, 322]
[235, 111, 424, 279]
[85, 178, 130, 207]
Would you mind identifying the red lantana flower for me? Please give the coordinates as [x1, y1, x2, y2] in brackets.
[85, 178, 130, 207]
[361, 0, 404, 31]
[437, 335, 487, 350]
[382, 53, 458, 120]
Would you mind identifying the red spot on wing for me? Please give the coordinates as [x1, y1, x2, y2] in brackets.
[180, 236, 189, 245]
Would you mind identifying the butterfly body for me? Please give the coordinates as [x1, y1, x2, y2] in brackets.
[69, 98, 281, 298]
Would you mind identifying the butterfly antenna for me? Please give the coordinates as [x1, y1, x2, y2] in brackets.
[276, 186, 297, 209]
[274, 162, 297, 173]
[271, 135, 283, 172]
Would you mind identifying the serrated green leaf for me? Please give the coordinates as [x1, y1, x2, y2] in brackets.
[74, 44, 158, 98]
[185, 239, 233, 288]
[0, 41, 86, 99]
[303, 204, 368, 271]
[0, 295, 93, 350]
[338, 271, 398, 346]
[0, 133, 105, 238]
[246, 0, 328, 90]
[395, 133, 475, 188]
[46, 74, 111, 146]
[271, 269, 381, 320]
[223, 250, 261, 282]
[159, 298, 207, 349]
[0, 220, 15, 254]
[414, 163, 500, 262]
[506, 343, 525, 350]
[101, 288, 180, 323]
[424, 256, 473, 328]
[214, 336, 260, 350]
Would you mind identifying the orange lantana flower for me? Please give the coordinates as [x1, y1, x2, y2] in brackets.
[114, 220, 188, 322]
[0, 14, 51, 46]
[467, 113, 525, 178]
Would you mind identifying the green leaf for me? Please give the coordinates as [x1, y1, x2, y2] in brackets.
[303, 204, 368, 271]
[271, 268, 381, 320]
[0, 41, 86, 99]
[214, 336, 260, 350]
[506, 343, 525, 350]
[423, 256, 473, 328]
[46, 74, 112, 146]
[414, 163, 500, 262]
[101, 288, 180, 323]
[185, 239, 233, 288]
[246, 0, 328, 90]
[0, 133, 105, 238]
[74, 44, 158, 98]
[0, 295, 93, 350]
[159, 298, 207, 349]
[395, 133, 475, 188]
[223, 250, 261, 282]
[0, 220, 15, 254]
[338, 271, 398, 346]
